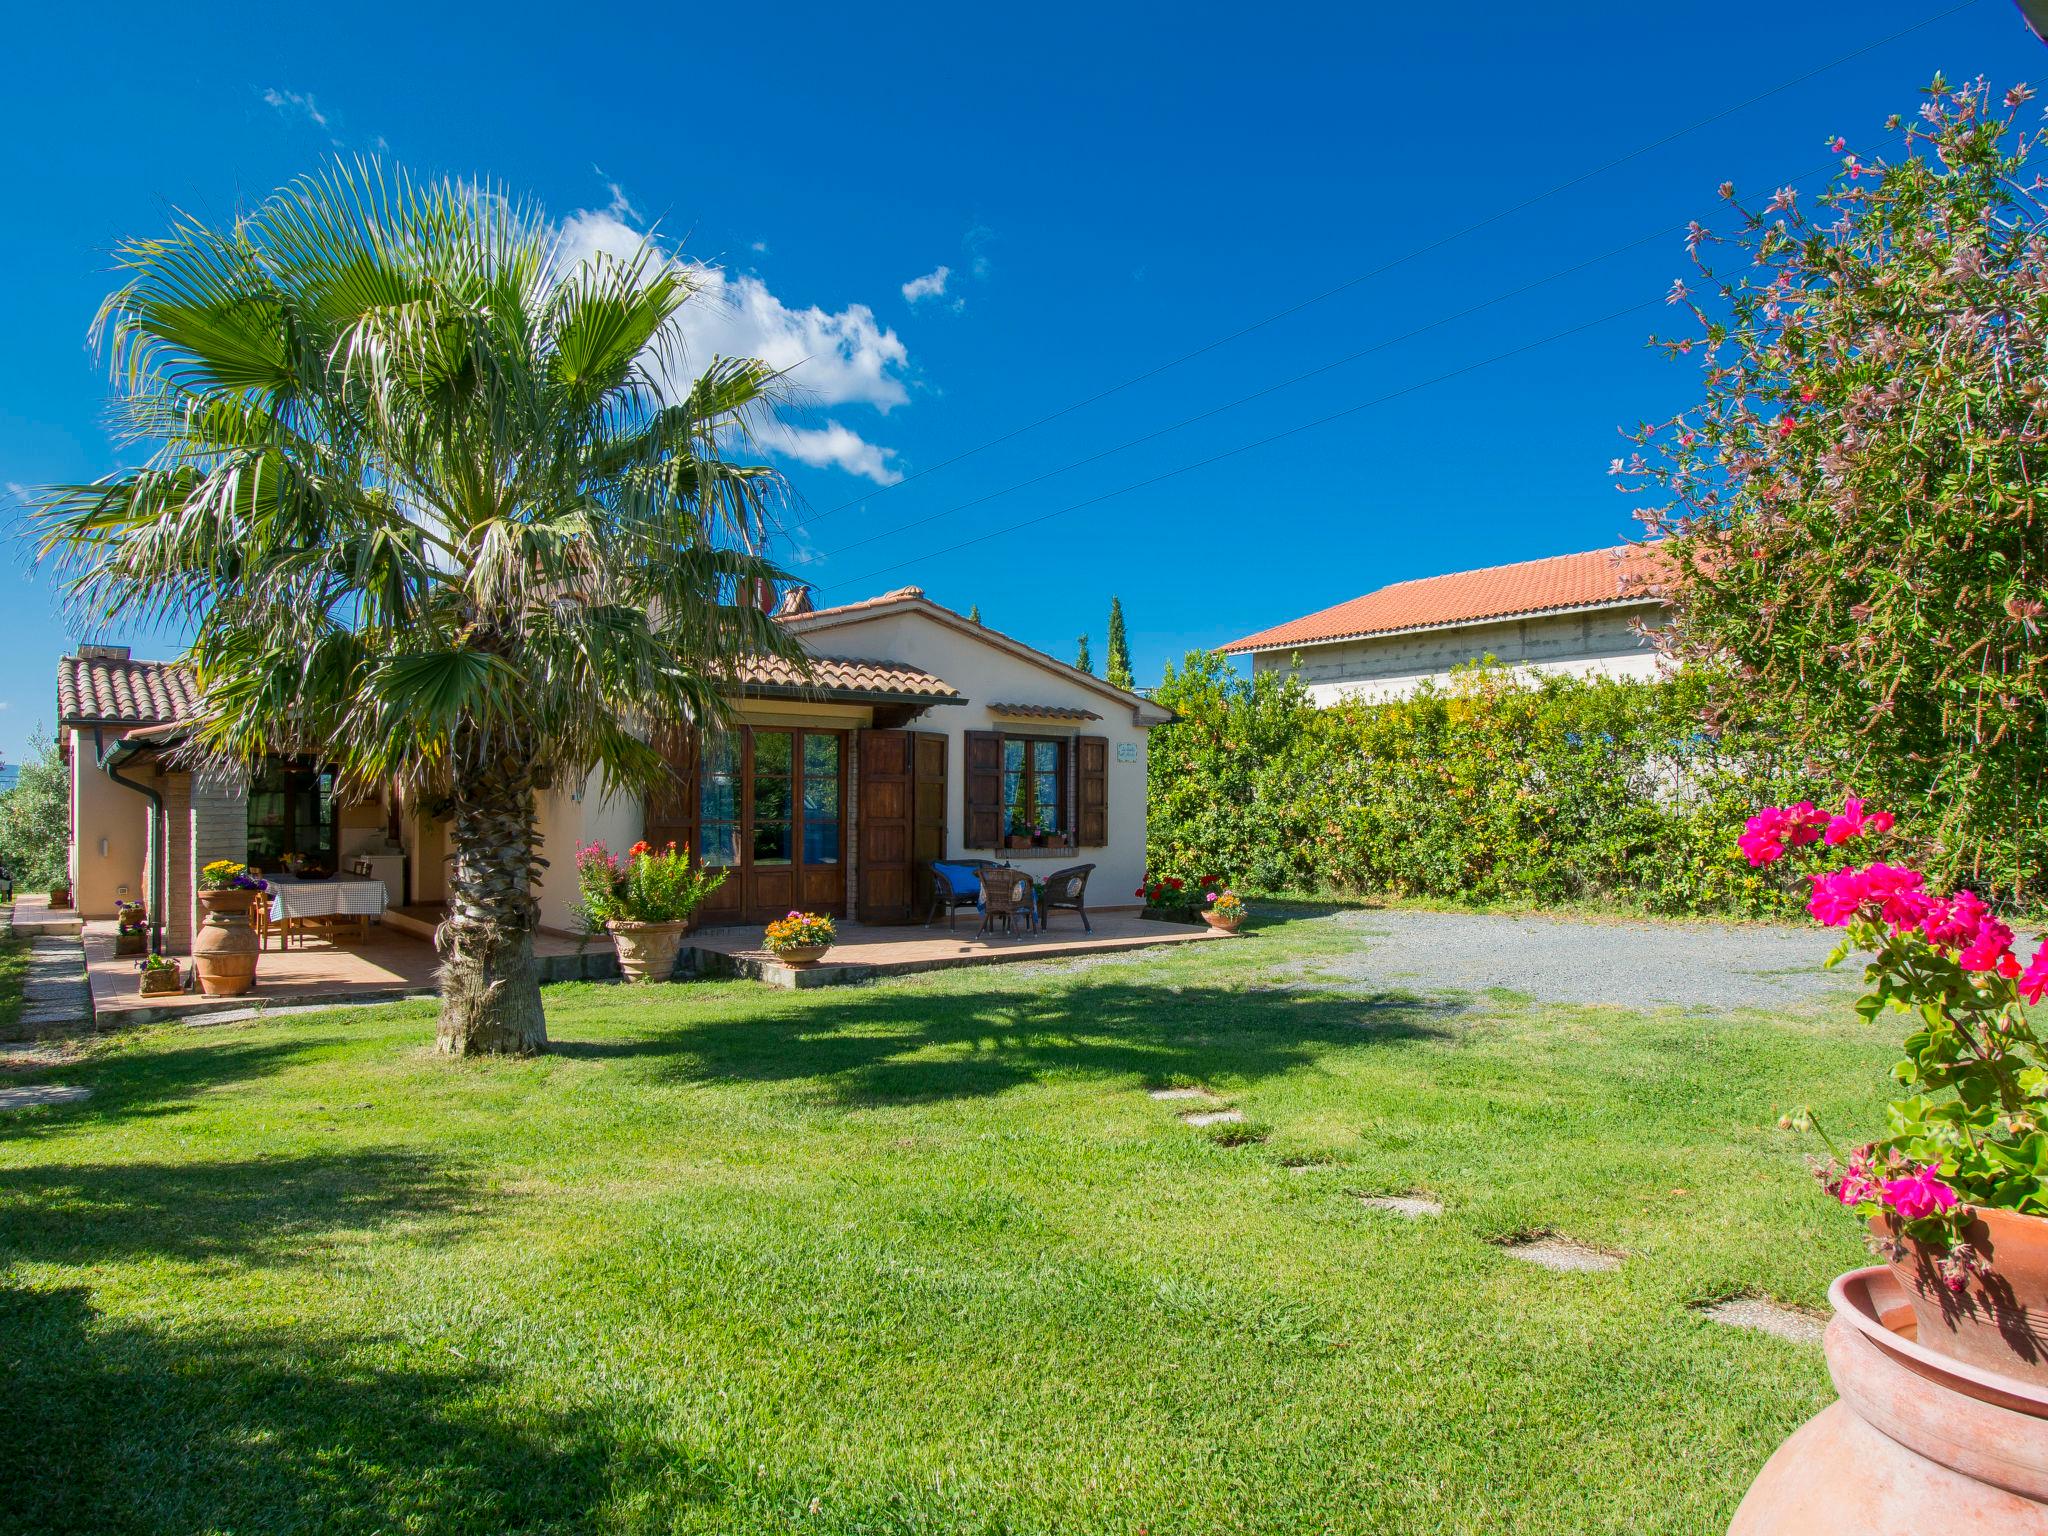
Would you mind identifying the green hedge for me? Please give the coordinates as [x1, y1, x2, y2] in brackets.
[1145, 654, 1816, 917]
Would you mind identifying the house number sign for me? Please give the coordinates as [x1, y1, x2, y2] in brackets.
[1116, 742, 1138, 762]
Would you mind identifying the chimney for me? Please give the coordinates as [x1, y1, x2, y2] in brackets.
[78, 643, 131, 662]
[774, 584, 815, 618]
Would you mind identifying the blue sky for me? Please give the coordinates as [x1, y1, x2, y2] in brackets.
[0, 0, 2030, 766]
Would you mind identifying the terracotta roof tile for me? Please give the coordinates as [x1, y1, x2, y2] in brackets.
[57, 654, 201, 725]
[728, 652, 962, 702]
[988, 702, 1102, 721]
[1220, 545, 1670, 654]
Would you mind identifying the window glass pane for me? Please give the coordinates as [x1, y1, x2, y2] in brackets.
[753, 730, 792, 775]
[753, 778, 792, 821]
[802, 777, 839, 817]
[1003, 738, 1024, 771]
[802, 819, 840, 864]
[1035, 776, 1059, 807]
[699, 774, 736, 823]
[752, 822, 792, 864]
[1033, 740, 1060, 774]
[1004, 771, 1027, 833]
[1035, 801, 1061, 834]
[700, 823, 741, 867]
[702, 731, 739, 775]
[803, 733, 839, 778]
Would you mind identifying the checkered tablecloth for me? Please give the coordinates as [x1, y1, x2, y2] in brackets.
[266, 873, 388, 922]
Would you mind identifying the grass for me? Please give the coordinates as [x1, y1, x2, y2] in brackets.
[0, 909, 1892, 1535]
[0, 929, 27, 1035]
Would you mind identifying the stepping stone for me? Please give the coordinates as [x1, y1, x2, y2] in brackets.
[0, 1085, 91, 1111]
[1499, 1236, 1621, 1273]
[1357, 1193, 1443, 1218]
[1149, 1087, 1216, 1101]
[1699, 1298, 1824, 1346]
[1182, 1108, 1244, 1127]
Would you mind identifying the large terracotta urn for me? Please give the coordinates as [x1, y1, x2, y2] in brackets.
[192, 889, 261, 997]
[1730, 1266, 2048, 1533]
[606, 919, 688, 983]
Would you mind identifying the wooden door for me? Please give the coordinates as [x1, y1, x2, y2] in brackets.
[911, 732, 947, 918]
[857, 729, 912, 923]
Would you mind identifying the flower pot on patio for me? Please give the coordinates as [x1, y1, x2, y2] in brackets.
[1200, 910, 1242, 933]
[1731, 1265, 2048, 1532]
[193, 889, 261, 996]
[137, 963, 182, 997]
[1870, 1205, 2048, 1384]
[606, 919, 689, 983]
[772, 944, 830, 967]
[115, 929, 147, 956]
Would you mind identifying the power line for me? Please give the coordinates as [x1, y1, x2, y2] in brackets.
[786, 0, 1982, 533]
[816, 295, 1661, 595]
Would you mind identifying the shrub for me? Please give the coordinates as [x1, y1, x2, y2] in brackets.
[0, 731, 68, 894]
[1147, 653, 1818, 916]
[575, 840, 725, 928]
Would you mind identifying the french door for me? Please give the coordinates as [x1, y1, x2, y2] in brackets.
[695, 727, 847, 924]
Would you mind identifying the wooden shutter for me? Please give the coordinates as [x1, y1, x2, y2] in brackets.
[1077, 736, 1108, 847]
[964, 730, 1004, 849]
[911, 731, 948, 916]
[644, 726, 699, 860]
[858, 729, 914, 923]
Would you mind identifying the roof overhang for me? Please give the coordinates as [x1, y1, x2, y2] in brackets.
[1222, 597, 1667, 656]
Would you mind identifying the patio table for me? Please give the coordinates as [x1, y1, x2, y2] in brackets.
[262, 872, 388, 949]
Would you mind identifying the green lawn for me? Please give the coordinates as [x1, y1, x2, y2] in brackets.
[0, 911, 1889, 1535]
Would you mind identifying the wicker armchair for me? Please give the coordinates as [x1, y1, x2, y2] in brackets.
[928, 859, 998, 928]
[1037, 863, 1095, 933]
[976, 865, 1037, 939]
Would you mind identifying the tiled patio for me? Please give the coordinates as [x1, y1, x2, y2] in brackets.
[683, 911, 1227, 988]
[84, 919, 616, 1026]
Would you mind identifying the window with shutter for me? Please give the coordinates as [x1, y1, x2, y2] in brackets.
[1077, 736, 1108, 846]
[963, 731, 1004, 849]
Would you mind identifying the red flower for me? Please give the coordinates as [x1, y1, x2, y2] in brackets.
[1200, 874, 1219, 885]
[1134, 888, 1146, 898]
[1167, 877, 1183, 890]
[628, 840, 651, 857]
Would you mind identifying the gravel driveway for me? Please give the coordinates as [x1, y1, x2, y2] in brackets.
[1285, 907, 1859, 1012]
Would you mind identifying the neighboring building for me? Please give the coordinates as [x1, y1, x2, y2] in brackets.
[0, 764, 18, 793]
[56, 588, 1173, 951]
[1219, 544, 1670, 704]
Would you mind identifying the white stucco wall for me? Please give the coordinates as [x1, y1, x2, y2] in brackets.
[1245, 603, 1670, 705]
[532, 768, 646, 935]
[785, 607, 1164, 907]
[67, 726, 152, 916]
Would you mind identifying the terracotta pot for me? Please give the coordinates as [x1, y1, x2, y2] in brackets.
[115, 930, 147, 956]
[1200, 910, 1243, 933]
[192, 889, 260, 997]
[772, 944, 830, 967]
[49, 890, 72, 910]
[606, 919, 689, 983]
[1731, 1266, 2048, 1532]
[138, 966, 182, 997]
[1872, 1206, 2048, 1385]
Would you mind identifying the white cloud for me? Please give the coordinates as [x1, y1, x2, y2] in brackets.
[553, 207, 913, 485]
[761, 420, 902, 486]
[261, 88, 328, 129]
[963, 224, 994, 278]
[750, 240, 770, 254]
[901, 265, 950, 303]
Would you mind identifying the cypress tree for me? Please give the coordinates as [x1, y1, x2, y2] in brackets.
[1075, 634, 1092, 673]
[1105, 595, 1133, 690]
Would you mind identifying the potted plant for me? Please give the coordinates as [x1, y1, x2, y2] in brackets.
[114, 900, 148, 955]
[48, 881, 72, 911]
[1136, 874, 1202, 924]
[1749, 796, 2048, 1382]
[763, 910, 836, 966]
[137, 953, 182, 996]
[1202, 885, 1248, 933]
[192, 860, 269, 996]
[575, 839, 725, 983]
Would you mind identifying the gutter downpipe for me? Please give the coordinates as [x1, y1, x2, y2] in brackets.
[96, 725, 167, 957]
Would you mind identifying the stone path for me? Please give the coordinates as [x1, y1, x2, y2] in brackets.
[1356, 1193, 1443, 1218]
[1498, 1236, 1623, 1273]
[1182, 1107, 1244, 1127]
[0, 1084, 91, 1111]
[8, 931, 94, 1039]
[1699, 1297, 1825, 1345]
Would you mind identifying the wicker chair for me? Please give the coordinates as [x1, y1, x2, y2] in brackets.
[976, 865, 1037, 939]
[1037, 863, 1095, 933]
[927, 859, 998, 928]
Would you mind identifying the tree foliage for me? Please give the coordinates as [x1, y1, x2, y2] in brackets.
[1074, 633, 1092, 674]
[1624, 78, 2048, 904]
[32, 161, 802, 1052]
[1147, 654, 1813, 915]
[1106, 595, 1133, 691]
[0, 732, 70, 894]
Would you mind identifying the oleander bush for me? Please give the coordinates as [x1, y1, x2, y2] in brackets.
[1146, 651, 1823, 916]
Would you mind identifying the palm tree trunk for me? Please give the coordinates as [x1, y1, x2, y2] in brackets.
[434, 749, 548, 1055]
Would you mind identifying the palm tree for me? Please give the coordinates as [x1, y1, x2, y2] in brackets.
[34, 162, 803, 1055]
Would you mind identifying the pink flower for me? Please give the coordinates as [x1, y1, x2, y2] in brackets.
[1807, 866, 1868, 926]
[1921, 889, 1992, 950]
[1824, 797, 1894, 848]
[1206, 891, 1219, 902]
[1959, 918, 2017, 974]
[1737, 802, 1827, 866]
[2021, 943, 2048, 1006]
[1882, 1166, 1959, 1223]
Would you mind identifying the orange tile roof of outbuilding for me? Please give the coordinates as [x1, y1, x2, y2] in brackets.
[57, 653, 201, 725]
[1219, 545, 1669, 654]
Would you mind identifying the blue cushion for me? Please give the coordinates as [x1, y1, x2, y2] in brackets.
[933, 862, 982, 899]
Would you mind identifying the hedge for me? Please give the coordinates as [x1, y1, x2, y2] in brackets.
[1145, 653, 1819, 917]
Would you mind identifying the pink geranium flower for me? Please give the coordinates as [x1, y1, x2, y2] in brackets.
[2021, 943, 2048, 1006]
[1825, 797, 1895, 848]
[1882, 1165, 1959, 1223]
